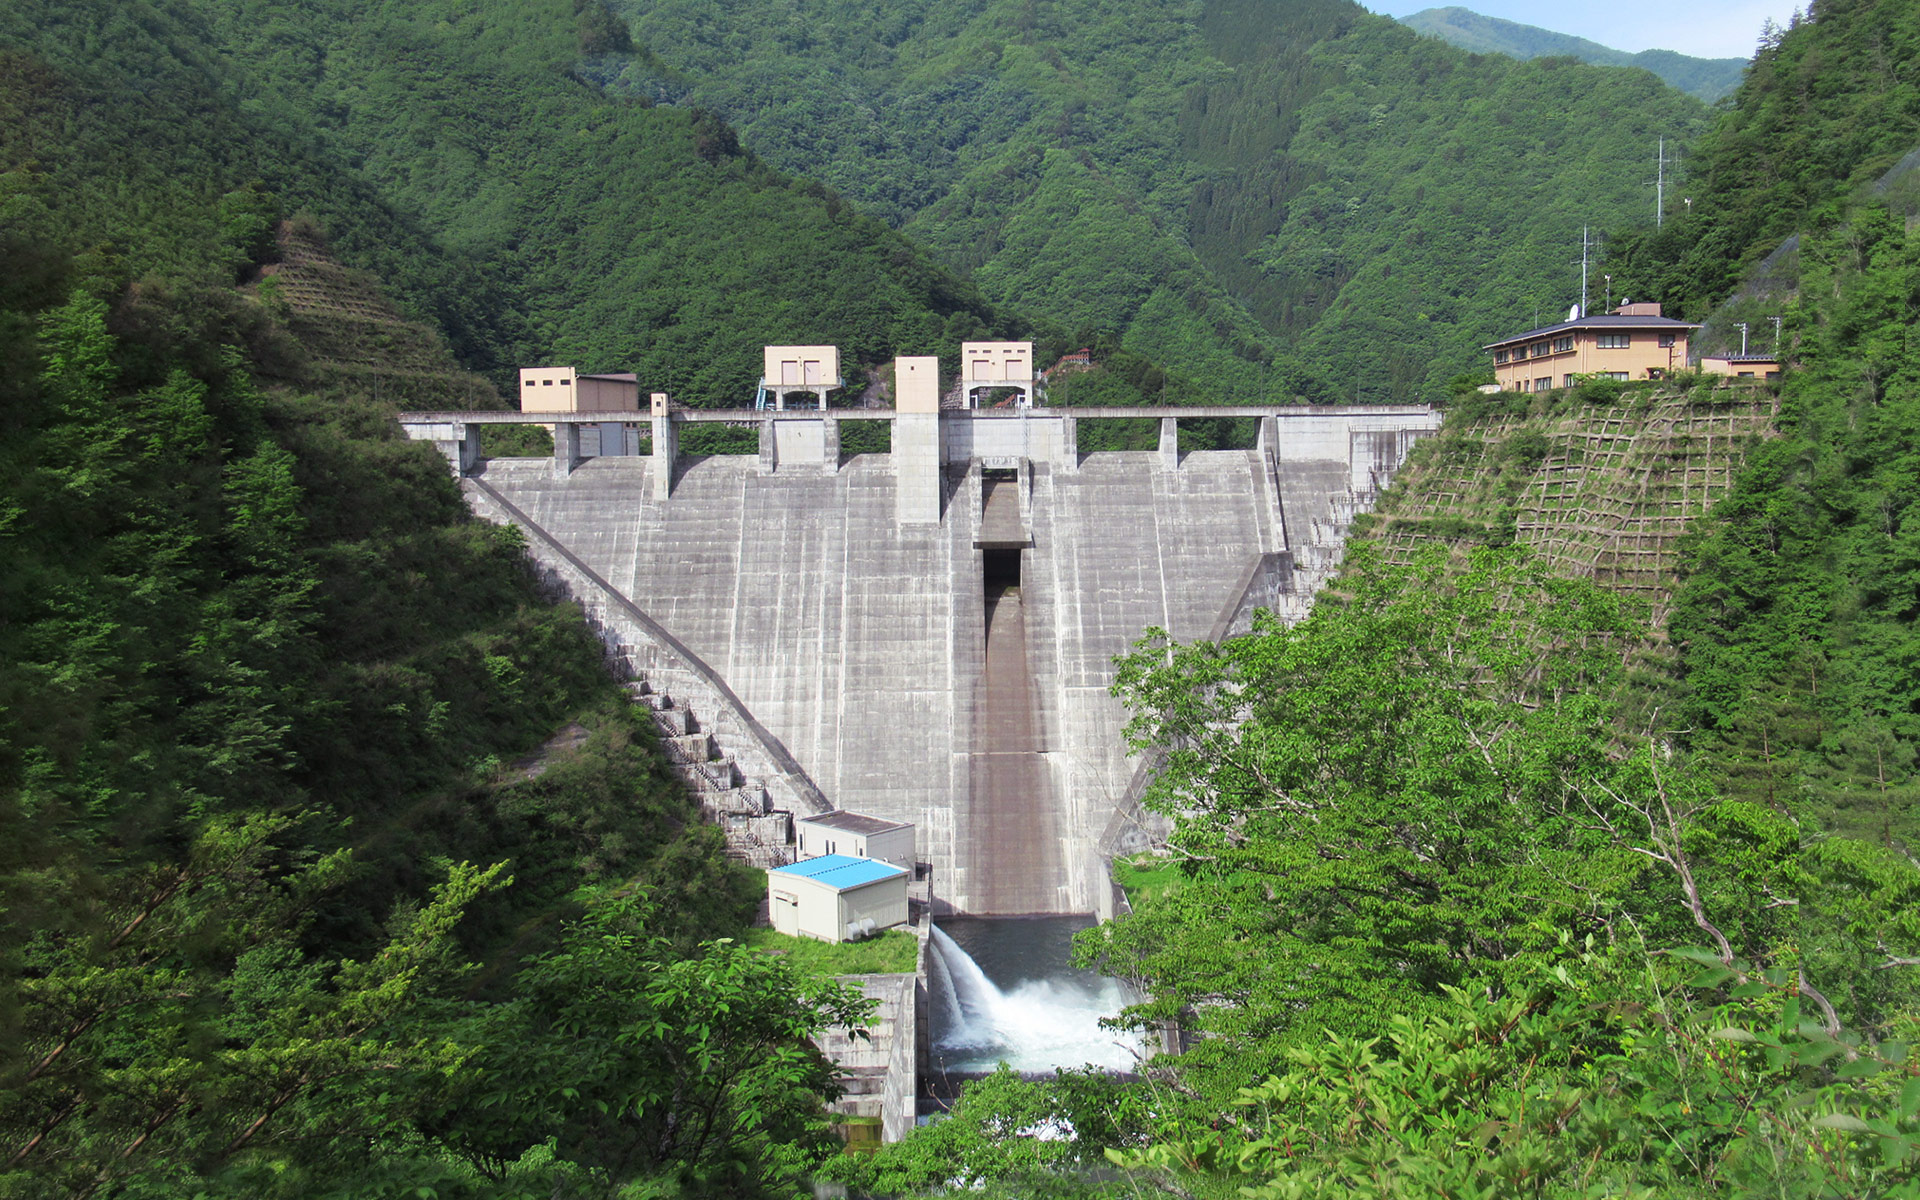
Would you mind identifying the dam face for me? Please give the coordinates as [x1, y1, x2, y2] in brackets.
[412, 407, 1438, 915]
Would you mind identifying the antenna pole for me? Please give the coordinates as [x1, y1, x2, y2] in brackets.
[1580, 225, 1590, 318]
[1656, 137, 1666, 227]
[1736, 321, 1750, 355]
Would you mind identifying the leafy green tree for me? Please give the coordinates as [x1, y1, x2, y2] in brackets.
[420, 891, 874, 1195]
[1079, 549, 1648, 1083]
[1076, 545, 1906, 1107]
[1671, 206, 1920, 847]
[1114, 951, 1920, 1198]
[824, 1066, 1151, 1197]
[0, 811, 509, 1199]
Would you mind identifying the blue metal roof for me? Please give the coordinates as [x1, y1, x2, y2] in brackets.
[769, 853, 908, 889]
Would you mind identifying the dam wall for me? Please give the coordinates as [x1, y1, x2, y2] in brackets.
[411, 405, 1439, 914]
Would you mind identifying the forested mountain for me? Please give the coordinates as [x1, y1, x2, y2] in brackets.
[0, 0, 1712, 406]
[1, 0, 1011, 406]
[1, 3, 889, 1191]
[1604, 0, 1920, 317]
[1398, 7, 1748, 101]
[837, 1, 1920, 1193]
[8, 0, 1920, 1192]
[604, 0, 1708, 401]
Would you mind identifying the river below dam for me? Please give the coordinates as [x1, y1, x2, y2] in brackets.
[927, 915, 1144, 1076]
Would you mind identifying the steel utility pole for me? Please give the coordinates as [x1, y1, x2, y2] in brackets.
[1654, 137, 1673, 227]
[1577, 225, 1592, 318]
[1736, 321, 1750, 354]
[1771, 315, 1783, 349]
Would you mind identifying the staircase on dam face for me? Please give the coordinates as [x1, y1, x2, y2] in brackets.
[629, 678, 794, 868]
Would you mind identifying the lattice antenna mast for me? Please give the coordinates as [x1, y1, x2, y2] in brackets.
[1654, 137, 1675, 227]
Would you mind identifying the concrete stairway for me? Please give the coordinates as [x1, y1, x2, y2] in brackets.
[631, 678, 793, 867]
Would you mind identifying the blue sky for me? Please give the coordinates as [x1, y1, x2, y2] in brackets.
[1367, 1, 1798, 61]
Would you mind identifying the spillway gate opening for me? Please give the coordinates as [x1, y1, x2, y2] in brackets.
[982, 547, 1020, 595]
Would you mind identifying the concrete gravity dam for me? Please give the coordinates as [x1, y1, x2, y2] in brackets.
[403, 383, 1438, 916]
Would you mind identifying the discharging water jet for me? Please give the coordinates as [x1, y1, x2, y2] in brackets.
[928, 916, 1143, 1074]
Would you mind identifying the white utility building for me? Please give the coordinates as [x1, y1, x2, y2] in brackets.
[766, 854, 910, 943]
[796, 811, 916, 869]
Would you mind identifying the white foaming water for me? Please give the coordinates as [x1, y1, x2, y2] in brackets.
[928, 925, 1143, 1073]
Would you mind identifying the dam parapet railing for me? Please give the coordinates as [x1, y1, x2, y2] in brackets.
[399, 404, 1439, 479]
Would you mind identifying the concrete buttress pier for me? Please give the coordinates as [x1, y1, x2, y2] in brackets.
[403, 400, 1439, 915]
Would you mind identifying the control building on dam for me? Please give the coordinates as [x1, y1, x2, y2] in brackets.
[401, 357, 1439, 916]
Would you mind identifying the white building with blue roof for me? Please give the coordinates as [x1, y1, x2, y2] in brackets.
[767, 853, 910, 943]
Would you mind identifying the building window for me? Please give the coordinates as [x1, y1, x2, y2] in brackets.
[1737, 371, 1755, 378]
[524, 379, 536, 387]
[542, 378, 554, 385]
[1602, 371, 1628, 380]
[1531, 342, 1550, 358]
[1552, 336, 1573, 353]
[1563, 375, 1575, 387]
[1494, 349, 1509, 364]
[1532, 377, 1553, 392]
[559, 378, 570, 386]
[1596, 333, 1631, 349]
[1766, 371, 1781, 380]
[1658, 334, 1677, 347]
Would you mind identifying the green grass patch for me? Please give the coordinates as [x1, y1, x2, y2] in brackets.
[745, 927, 919, 975]
[1112, 854, 1184, 907]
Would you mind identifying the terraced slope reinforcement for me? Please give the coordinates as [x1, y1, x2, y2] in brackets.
[1353, 383, 1778, 631]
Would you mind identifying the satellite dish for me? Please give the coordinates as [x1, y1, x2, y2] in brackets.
[1567, 304, 1581, 321]
[1620, 297, 1630, 306]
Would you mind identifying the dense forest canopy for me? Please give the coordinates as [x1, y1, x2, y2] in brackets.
[5, 0, 1712, 408]
[603, 0, 1707, 400]
[6, 0, 1920, 1194]
[0, 12, 875, 1187]
[1, 0, 1014, 407]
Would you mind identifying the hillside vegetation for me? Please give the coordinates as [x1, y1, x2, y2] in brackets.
[841, 2, 1920, 1194]
[1, 0, 1013, 405]
[604, 0, 1707, 402]
[1399, 7, 1747, 101]
[0, 0, 1716, 406]
[1357, 381, 1777, 629]
[0, 59, 868, 1196]
[1605, 0, 1920, 318]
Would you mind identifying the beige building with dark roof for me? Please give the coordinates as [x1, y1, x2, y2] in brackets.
[796, 810, 915, 869]
[1701, 354, 1781, 380]
[518, 366, 641, 413]
[1486, 302, 1700, 392]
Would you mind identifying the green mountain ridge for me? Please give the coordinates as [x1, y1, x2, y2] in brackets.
[603, 0, 1709, 401]
[9, 0, 1920, 1192]
[1398, 6, 1748, 101]
[1, 0, 1017, 407]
